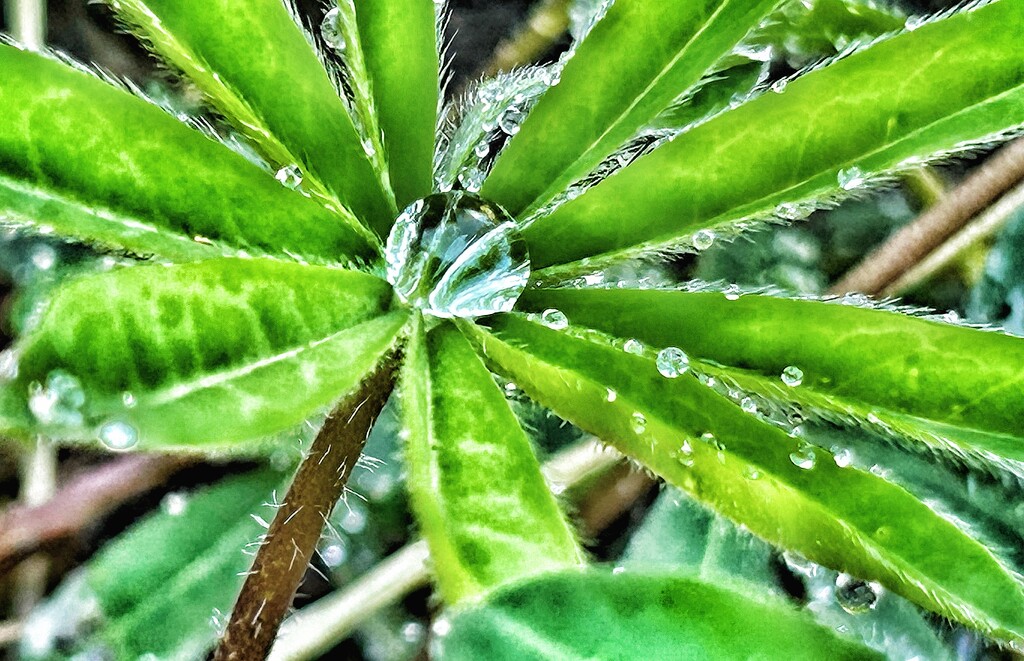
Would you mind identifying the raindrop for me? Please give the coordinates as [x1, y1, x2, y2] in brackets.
[275, 164, 303, 189]
[692, 229, 715, 251]
[678, 439, 694, 467]
[740, 397, 757, 414]
[541, 308, 569, 330]
[28, 370, 86, 427]
[30, 245, 57, 270]
[606, 388, 617, 402]
[385, 192, 530, 319]
[724, 285, 741, 301]
[161, 492, 188, 516]
[781, 365, 804, 387]
[340, 505, 368, 535]
[622, 338, 644, 355]
[432, 617, 452, 638]
[789, 442, 817, 470]
[770, 79, 788, 93]
[744, 466, 761, 480]
[498, 105, 525, 135]
[121, 391, 137, 408]
[402, 621, 426, 644]
[98, 420, 139, 451]
[473, 141, 490, 159]
[838, 166, 865, 190]
[321, 7, 346, 52]
[320, 541, 348, 567]
[835, 574, 878, 614]
[631, 411, 647, 434]
[833, 448, 853, 468]
[656, 347, 690, 378]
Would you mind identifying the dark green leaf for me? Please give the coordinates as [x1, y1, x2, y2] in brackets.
[109, 0, 394, 235]
[435, 568, 879, 660]
[401, 319, 583, 603]
[482, 0, 784, 217]
[2, 258, 409, 450]
[0, 45, 372, 263]
[463, 316, 1024, 643]
[523, 0, 1024, 269]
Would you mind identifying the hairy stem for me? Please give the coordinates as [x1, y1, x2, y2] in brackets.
[830, 138, 1024, 296]
[214, 353, 402, 661]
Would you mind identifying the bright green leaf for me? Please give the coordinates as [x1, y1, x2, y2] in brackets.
[435, 568, 879, 660]
[401, 318, 583, 604]
[464, 316, 1024, 643]
[0, 45, 372, 263]
[2, 258, 409, 450]
[353, 0, 439, 208]
[523, 288, 1024, 469]
[21, 468, 286, 660]
[524, 0, 1024, 269]
[482, 0, 784, 217]
[109, 0, 394, 236]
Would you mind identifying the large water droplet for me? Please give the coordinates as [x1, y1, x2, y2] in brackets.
[498, 105, 525, 135]
[321, 7, 346, 52]
[385, 192, 530, 319]
[98, 420, 139, 451]
[656, 347, 690, 378]
[781, 365, 804, 387]
[835, 574, 878, 614]
[275, 164, 303, 189]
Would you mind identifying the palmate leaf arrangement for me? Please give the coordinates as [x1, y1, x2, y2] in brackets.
[5, 0, 1024, 658]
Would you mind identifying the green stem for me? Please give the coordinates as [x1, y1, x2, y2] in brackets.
[214, 351, 402, 661]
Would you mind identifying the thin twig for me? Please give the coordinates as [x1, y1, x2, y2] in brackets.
[0, 453, 192, 577]
[4, 0, 46, 50]
[214, 354, 402, 661]
[269, 440, 625, 661]
[829, 138, 1024, 296]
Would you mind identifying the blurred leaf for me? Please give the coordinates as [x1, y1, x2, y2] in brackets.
[524, 288, 1024, 470]
[109, 0, 393, 235]
[434, 568, 879, 660]
[1, 258, 408, 450]
[401, 319, 582, 603]
[465, 316, 1024, 643]
[482, 0, 784, 217]
[0, 45, 371, 264]
[21, 468, 286, 660]
[353, 0, 439, 208]
[524, 0, 1024, 270]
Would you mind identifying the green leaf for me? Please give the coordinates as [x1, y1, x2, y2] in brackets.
[21, 468, 285, 660]
[646, 59, 767, 133]
[401, 318, 583, 604]
[109, 0, 394, 236]
[2, 258, 409, 450]
[435, 568, 879, 660]
[523, 288, 1024, 469]
[481, 0, 784, 217]
[353, 0, 439, 208]
[0, 45, 372, 263]
[523, 0, 1024, 270]
[464, 316, 1024, 643]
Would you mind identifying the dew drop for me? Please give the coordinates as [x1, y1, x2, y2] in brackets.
[160, 492, 188, 516]
[744, 466, 761, 480]
[402, 621, 426, 644]
[770, 78, 788, 93]
[275, 164, 303, 189]
[724, 285, 741, 301]
[321, 7, 346, 52]
[385, 192, 530, 319]
[781, 365, 804, 387]
[838, 166, 865, 190]
[740, 397, 757, 414]
[30, 245, 57, 271]
[97, 420, 139, 452]
[432, 617, 452, 638]
[541, 308, 569, 330]
[498, 105, 525, 135]
[320, 541, 349, 568]
[605, 388, 617, 403]
[656, 347, 690, 378]
[692, 229, 715, 251]
[121, 391, 137, 408]
[833, 448, 853, 468]
[340, 504, 368, 535]
[622, 338, 644, 355]
[789, 442, 817, 470]
[28, 370, 86, 427]
[631, 411, 647, 434]
[835, 574, 878, 614]
[473, 141, 490, 159]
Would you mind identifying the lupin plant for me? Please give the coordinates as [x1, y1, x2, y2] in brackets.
[4, 0, 1024, 658]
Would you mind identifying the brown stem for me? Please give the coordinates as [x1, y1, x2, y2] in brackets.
[0, 453, 191, 576]
[829, 138, 1024, 296]
[577, 464, 656, 536]
[214, 354, 401, 661]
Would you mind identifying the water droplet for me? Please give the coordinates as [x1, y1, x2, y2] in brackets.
[838, 166, 865, 190]
[385, 192, 530, 319]
[498, 105, 525, 135]
[724, 285, 741, 301]
[541, 308, 569, 330]
[833, 448, 853, 467]
[770, 78, 788, 93]
[432, 617, 452, 638]
[321, 7, 346, 52]
[605, 388, 617, 402]
[789, 442, 817, 470]
[781, 365, 804, 387]
[835, 574, 878, 614]
[631, 411, 647, 434]
[402, 621, 426, 644]
[275, 164, 303, 189]
[744, 466, 761, 480]
[473, 141, 490, 159]
[28, 370, 86, 427]
[340, 505, 367, 535]
[692, 229, 715, 251]
[678, 439, 694, 466]
[161, 492, 188, 516]
[30, 244, 57, 270]
[98, 420, 139, 451]
[320, 541, 348, 567]
[0, 349, 19, 381]
[656, 347, 690, 378]
[622, 338, 644, 355]
[740, 397, 757, 414]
